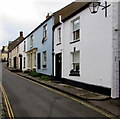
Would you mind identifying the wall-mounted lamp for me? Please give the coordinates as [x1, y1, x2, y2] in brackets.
[89, 1, 111, 17]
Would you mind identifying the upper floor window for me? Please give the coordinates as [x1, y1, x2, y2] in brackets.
[73, 18, 80, 41]
[24, 41, 26, 52]
[42, 24, 47, 44]
[30, 35, 33, 47]
[58, 27, 61, 43]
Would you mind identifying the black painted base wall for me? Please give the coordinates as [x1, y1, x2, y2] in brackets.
[56, 77, 111, 96]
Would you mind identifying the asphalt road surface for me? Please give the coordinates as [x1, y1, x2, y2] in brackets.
[2, 63, 106, 118]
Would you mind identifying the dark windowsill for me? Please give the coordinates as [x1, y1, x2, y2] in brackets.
[70, 39, 80, 44]
[56, 42, 61, 46]
[42, 37, 47, 44]
[42, 65, 47, 69]
[69, 74, 80, 76]
[69, 70, 80, 76]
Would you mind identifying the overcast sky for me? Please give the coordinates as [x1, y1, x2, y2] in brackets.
[0, 0, 75, 49]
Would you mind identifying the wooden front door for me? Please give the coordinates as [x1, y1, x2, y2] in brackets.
[55, 53, 62, 78]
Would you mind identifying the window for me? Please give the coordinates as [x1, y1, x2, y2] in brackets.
[70, 51, 80, 76]
[30, 35, 33, 47]
[43, 51, 47, 68]
[73, 18, 80, 41]
[37, 53, 41, 69]
[23, 57, 25, 68]
[24, 41, 26, 52]
[43, 24, 47, 38]
[42, 24, 47, 43]
[58, 27, 61, 43]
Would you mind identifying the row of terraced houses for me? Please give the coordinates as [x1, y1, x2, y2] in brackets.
[7, 1, 120, 98]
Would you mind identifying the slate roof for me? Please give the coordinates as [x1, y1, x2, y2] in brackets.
[8, 36, 24, 52]
[54, 2, 90, 28]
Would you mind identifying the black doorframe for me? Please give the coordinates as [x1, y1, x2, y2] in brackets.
[20, 57, 22, 71]
[55, 53, 62, 79]
[14, 57, 16, 68]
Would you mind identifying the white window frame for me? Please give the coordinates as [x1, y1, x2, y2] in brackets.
[57, 27, 61, 43]
[72, 18, 80, 41]
[70, 50, 80, 76]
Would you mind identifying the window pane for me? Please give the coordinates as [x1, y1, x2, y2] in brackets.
[76, 29, 80, 39]
[58, 28, 61, 43]
[73, 19, 80, 31]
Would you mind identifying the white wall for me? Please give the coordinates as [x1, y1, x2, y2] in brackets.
[19, 39, 27, 71]
[54, 2, 113, 89]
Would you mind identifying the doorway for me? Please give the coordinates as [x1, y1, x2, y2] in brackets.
[55, 53, 62, 78]
[20, 57, 22, 71]
[13, 57, 16, 68]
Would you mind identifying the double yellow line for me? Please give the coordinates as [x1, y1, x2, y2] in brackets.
[0, 84, 15, 118]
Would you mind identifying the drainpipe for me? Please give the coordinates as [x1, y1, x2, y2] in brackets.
[52, 16, 55, 78]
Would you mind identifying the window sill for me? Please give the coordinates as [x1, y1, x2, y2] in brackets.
[69, 74, 80, 76]
[56, 43, 61, 46]
[42, 37, 47, 44]
[42, 68, 47, 70]
[69, 70, 80, 76]
[70, 39, 80, 44]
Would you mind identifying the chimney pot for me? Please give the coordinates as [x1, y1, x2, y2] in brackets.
[20, 31, 23, 37]
[46, 13, 50, 19]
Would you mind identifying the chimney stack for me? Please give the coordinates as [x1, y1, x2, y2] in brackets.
[46, 13, 50, 19]
[20, 31, 23, 37]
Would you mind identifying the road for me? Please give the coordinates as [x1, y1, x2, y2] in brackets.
[1, 63, 106, 118]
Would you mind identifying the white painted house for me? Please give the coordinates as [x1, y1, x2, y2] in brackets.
[54, 1, 120, 98]
[18, 37, 28, 71]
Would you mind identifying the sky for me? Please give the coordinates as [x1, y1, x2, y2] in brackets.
[0, 0, 75, 49]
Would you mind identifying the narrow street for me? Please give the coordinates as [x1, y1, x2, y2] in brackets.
[1, 63, 106, 117]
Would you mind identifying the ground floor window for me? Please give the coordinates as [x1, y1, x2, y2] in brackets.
[43, 51, 47, 68]
[70, 50, 80, 76]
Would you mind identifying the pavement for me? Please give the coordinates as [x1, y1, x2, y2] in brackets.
[5, 66, 120, 118]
